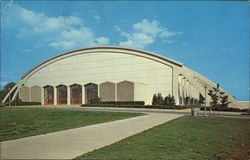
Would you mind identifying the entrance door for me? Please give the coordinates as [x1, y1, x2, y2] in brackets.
[84, 83, 98, 104]
[57, 85, 67, 105]
[44, 86, 54, 105]
[70, 84, 82, 105]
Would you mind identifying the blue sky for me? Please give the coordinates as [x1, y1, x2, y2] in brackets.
[1, 1, 249, 100]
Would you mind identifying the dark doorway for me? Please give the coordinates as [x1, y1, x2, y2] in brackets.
[70, 84, 82, 105]
[44, 85, 54, 105]
[57, 85, 67, 105]
[84, 83, 98, 104]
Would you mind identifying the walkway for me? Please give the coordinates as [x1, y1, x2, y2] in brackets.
[1, 113, 183, 159]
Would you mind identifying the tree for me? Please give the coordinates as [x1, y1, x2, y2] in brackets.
[164, 94, 176, 106]
[170, 96, 176, 105]
[219, 92, 231, 108]
[4, 82, 16, 91]
[0, 82, 16, 102]
[208, 84, 220, 115]
[208, 84, 230, 116]
[152, 94, 158, 105]
[152, 93, 164, 105]
[164, 94, 171, 105]
[152, 93, 176, 106]
[157, 93, 164, 105]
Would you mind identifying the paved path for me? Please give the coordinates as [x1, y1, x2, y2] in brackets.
[1, 113, 183, 159]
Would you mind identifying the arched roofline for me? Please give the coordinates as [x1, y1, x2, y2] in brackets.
[21, 46, 183, 80]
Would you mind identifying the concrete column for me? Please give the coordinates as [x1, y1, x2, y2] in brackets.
[97, 84, 100, 98]
[187, 80, 190, 98]
[115, 83, 117, 101]
[29, 87, 31, 102]
[54, 86, 57, 105]
[41, 87, 44, 105]
[172, 67, 179, 105]
[181, 77, 185, 105]
[183, 78, 187, 98]
[82, 85, 85, 104]
[189, 83, 191, 99]
[67, 86, 70, 105]
[189, 81, 193, 98]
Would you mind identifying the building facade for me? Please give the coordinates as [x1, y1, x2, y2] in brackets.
[3, 46, 246, 109]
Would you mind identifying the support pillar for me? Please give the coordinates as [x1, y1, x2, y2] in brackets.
[115, 83, 117, 101]
[67, 86, 70, 105]
[172, 67, 180, 105]
[41, 87, 44, 105]
[82, 85, 85, 104]
[181, 77, 185, 105]
[54, 86, 57, 105]
[97, 84, 100, 98]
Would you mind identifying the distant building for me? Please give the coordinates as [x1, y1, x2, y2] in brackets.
[3, 46, 246, 109]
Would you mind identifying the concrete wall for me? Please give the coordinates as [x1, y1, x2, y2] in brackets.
[178, 66, 244, 108]
[117, 81, 134, 101]
[100, 82, 115, 101]
[22, 49, 173, 105]
[19, 86, 30, 102]
[31, 86, 41, 102]
[238, 101, 250, 110]
[134, 82, 152, 105]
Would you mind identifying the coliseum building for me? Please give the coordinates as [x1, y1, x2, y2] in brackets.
[3, 46, 246, 109]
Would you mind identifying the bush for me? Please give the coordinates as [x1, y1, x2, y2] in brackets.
[17, 102, 41, 106]
[89, 97, 101, 104]
[152, 93, 175, 106]
[164, 94, 176, 106]
[0, 102, 5, 107]
[99, 101, 145, 105]
[81, 103, 191, 110]
[200, 106, 248, 112]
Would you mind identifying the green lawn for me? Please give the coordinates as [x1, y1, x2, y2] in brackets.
[0, 107, 143, 141]
[77, 116, 250, 160]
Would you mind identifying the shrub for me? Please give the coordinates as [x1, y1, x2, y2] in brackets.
[200, 106, 248, 112]
[89, 97, 101, 104]
[152, 94, 158, 105]
[17, 102, 42, 106]
[164, 94, 176, 106]
[152, 93, 176, 106]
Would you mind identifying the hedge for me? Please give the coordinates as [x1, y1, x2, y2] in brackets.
[81, 103, 192, 110]
[200, 106, 248, 112]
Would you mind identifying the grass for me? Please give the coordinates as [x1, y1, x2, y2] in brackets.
[0, 107, 143, 141]
[77, 116, 250, 160]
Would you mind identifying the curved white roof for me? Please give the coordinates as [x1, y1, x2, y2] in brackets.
[21, 46, 183, 79]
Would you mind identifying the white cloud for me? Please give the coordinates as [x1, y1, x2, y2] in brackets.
[19, 7, 47, 26]
[114, 25, 121, 32]
[133, 19, 162, 36]
[118, 18, 182, 49]
[10, 5, 109, 50]
[96, 37, 109, 45]
[160, 31, 181, 38]
[15, 5, 81, 34]
[23, 49, 32, 53]
[49, 27, 109, 50]
[164, 39, 175, 44]
[119, 32, 154, 49]
[94, 15, 101, 20]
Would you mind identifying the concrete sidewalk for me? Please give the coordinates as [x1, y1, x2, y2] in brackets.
[0, 113, 183, 159]
[8, 106, 248, 117]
